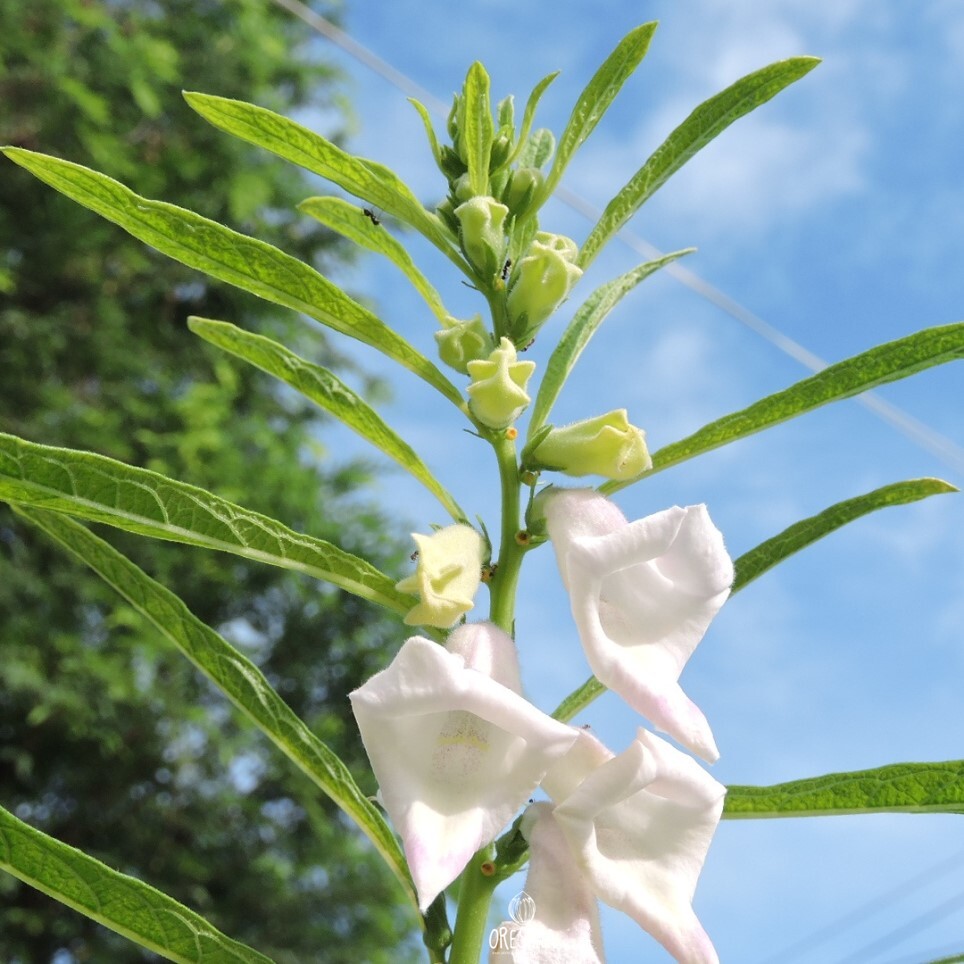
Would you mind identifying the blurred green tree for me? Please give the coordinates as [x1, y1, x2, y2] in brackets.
[0, 1, 416, 960]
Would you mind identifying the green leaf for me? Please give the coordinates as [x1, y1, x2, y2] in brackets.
[408, 97, 443, 166]
[527, 249, 694, 441]
[733, 477, 958, 591]
[602, 322, 964, 494]
[544, 22, 658, 197]
[463, 62, 494, 196]
[182, 92, 465, 270]
[553, 477, 956, 723]
[724, 760, 964, 818]
[0, 802, 275, 964]
[0, 432, 414, 616]
[188, 317, 467, 522]
[298, 195, 449, 324]
[1, 147, 465, 411]
[503, 71, 559, 170]
[578, 56, 820, 269]
[14, 506, 416, 908]
[517, 128, 556, 170]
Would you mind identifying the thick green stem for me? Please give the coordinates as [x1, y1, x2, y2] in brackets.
[448, 850, 500, 964]
[488, 432, 525, 635]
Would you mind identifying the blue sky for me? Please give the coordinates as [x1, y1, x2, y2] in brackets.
[275, 2, 964, 960]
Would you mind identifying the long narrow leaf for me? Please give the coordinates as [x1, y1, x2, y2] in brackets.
[527, 249, 693, 441]
[724, 761, 964, 818]
[578, 56, 820, 269]
[544, 22, 658, 197]
[733, 477, 958, 591]
[0, 803, 275, 964]
[14, 506, 416, 907]
[0, 432, 413, 616]
[1, 147, 465, 411]
[182, 92, 464, 270]
[463, 62, 494, 196]
[298, 196, 449, 323]
[602, 322, 964, 494]
[188, 317, 467, 522]
[503, 71, 559, 171]
[553, 476, 956, 722]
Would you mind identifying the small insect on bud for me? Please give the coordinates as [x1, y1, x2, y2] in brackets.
[501, 258, 512, 280]
[362, 207, 381, 225]
[409, 550, 420, 562]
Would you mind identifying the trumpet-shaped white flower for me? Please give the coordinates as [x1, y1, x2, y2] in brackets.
[349, 623, 577, 910]
[529, 727, 725, 964]
[493, 802, 605, 963]
[542, 488, 733, 762]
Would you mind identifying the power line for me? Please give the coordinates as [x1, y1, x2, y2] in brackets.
[269, 0, 964, 480]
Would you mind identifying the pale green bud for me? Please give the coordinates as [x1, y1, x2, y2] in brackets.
[395, 524, 485, 628]
[452, 173, 475, 202]
[454, 196, 509, 277]
[466, 336, 536, 429]
[526, 409, 652, 480]
[502, 167, 545, 217]
[507, 232, 583, 342]
[435, 314, 492, 374]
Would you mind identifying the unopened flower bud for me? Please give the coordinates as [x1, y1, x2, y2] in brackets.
[467, 336, 536, 429]
[526, 410, 652, 480]
[435, 314, 492, 374]
[455, 196, 509, 277]
[502, 167, 545, 217]
[507, 232, 583, 342]
[452, 173, 475, 202]
[395, 524, 485, 628]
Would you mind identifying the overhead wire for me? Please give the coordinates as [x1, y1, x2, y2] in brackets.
[270, 0, 964, 479]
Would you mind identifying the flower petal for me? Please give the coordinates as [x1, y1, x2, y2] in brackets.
[544, 489, 732, 761]
[350, 626, 578, 909]
[550, 729, 725, 964]
[490, 802, 605, 963]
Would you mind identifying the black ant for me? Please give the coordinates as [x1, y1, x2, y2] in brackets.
[501, 258, 512, 280]
[362, 207, 381, 226]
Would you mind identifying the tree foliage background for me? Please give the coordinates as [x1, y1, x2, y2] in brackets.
[0, 1, 416, 960]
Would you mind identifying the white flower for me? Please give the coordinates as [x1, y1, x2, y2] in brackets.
[492, 802, 605, 963]
[533, 727, 725, 964]
[349, 623, 578, 910]
[395, 523, 485, 628]
[542, 488, 733, 762]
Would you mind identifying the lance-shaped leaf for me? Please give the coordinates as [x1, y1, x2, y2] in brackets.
[602, 322, 964, 494]
[408, 97, 443, 167]
[578, 56, 820, 269]
[298, 196, 449, 324]
[543, 22, 658, 198]
[0, 802, 275, 964]
[553, 477, 957, 723]
[182, 92, 466, 270]
[733, 477, 958, 591]
[527, 249, 693, 441]
[14, 507, 416, 907]
[188, 318, 466, 521]
[463, 62, 494, 196]
[0, 432, 413, 616]
[724, 761, 964, 818]
[1, 147, 465, 411]
[501, 70, 559, 171]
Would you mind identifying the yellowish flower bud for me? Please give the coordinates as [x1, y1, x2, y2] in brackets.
[435, 314, 492, 374]
[466, 337, 536, 429]
[395, 524, 485, 628]
[507, 232, 583, 342]
[527, 410, 652, 480]
[454, 196, 509, 277]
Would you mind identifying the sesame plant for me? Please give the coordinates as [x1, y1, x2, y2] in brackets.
[2, 22, 963, 964]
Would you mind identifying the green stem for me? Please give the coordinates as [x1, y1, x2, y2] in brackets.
[488, 432, 525, 635]
[448, 849, 500, 964]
